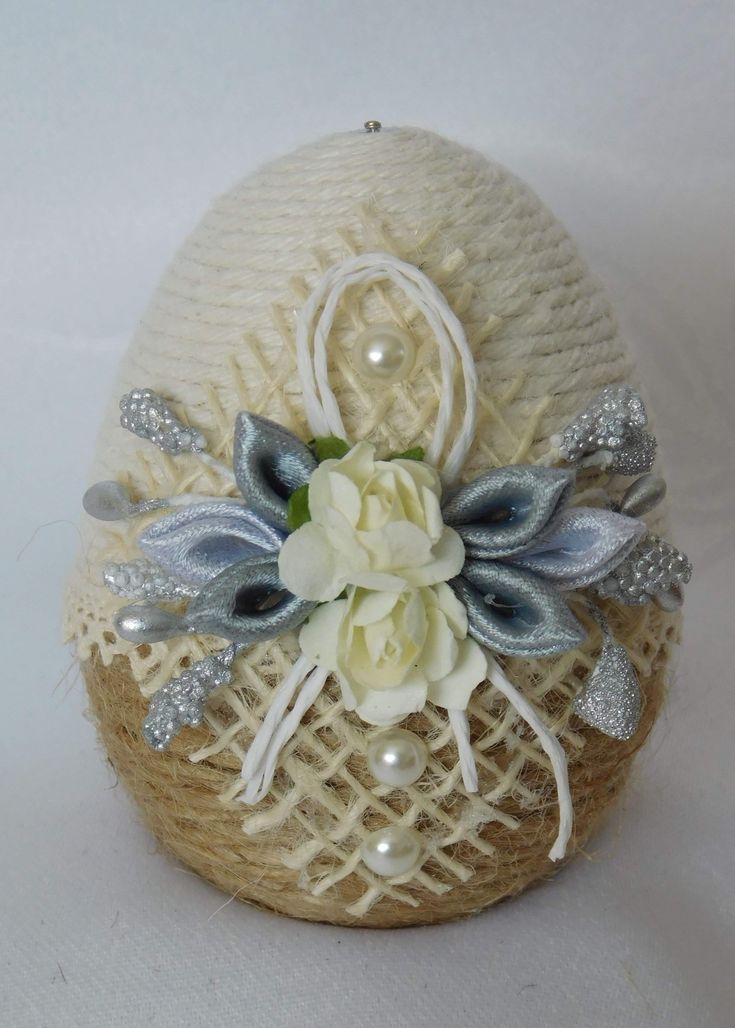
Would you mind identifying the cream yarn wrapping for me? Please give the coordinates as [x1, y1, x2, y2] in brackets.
[65, 127, 676, 922]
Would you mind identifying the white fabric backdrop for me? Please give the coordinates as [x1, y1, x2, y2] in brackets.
[1, 2, 733, 1025]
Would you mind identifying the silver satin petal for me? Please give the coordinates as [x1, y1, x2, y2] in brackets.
[442, 465, 576, 559]
[451, 559, 586, 657]
[138, 501, 284, 586]
[574, 639, 641, 740]
[506, 507, 646, 589]
[185, 554, 316, 645]
[233, 413, 317, 530]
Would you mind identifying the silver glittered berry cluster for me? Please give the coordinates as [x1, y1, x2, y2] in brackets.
[595, 532, 692, 608]
[142, 644, 239, 751]
[102, 559, 196, 601]
[120, 388, 206, 455]
[555, 385, 656, 474]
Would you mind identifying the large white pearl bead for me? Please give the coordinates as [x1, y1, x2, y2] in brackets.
[354, 323, 416, 382]
[367, 728, 428, 787]
[360, 826, 422, 877]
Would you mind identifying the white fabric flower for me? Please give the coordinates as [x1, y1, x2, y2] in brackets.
[299, 583, 488, 725]
[278, 442, 465, 602]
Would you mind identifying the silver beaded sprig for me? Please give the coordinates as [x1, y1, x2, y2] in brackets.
[142, 644, 240, 751]
[102, 559, 196, 601]
[120, 388, 207, 455]
[594, 533, 692, 608]
[552, 385, 657, 474]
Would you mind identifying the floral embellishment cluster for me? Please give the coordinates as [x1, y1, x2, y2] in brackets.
[83, 381, 692, 861]
[278, 442, 483, 724]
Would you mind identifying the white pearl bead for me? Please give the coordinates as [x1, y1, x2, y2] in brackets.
[367, 728, 428, 787]
[360, 826, 422, 877]
[354, 323, 416, 382]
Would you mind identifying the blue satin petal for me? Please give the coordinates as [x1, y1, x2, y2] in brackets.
[233, 413, 317, 530]
[506, 507, 646, 590]
[442, 465, 575, 559]
[138, 501, 284, 586]
[185, 554, 316, 645]
[451, 559, 586, 657]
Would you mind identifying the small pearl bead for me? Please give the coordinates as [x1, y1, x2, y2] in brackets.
[360, 826, 422, 877]
[354, 323, 416, 382]
[367, 728, 428, 787]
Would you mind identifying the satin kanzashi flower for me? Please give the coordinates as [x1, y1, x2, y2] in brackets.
[299, 583, 487, 726]
[444, 465, 646, 656]
[278, 442, 465, 601]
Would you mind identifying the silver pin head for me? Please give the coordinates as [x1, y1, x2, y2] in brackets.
[364, 120, 382, 133]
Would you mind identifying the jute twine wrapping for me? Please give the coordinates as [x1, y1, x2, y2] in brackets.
[66, 128, 679, 927]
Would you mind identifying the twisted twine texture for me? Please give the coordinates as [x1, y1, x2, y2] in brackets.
[66, 127, 679, 926]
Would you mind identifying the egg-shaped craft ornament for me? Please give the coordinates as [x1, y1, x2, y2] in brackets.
[65, 124, 691, 927]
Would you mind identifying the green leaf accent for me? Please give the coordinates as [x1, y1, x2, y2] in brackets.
[390, 446, 426, 462]
[312, 436, 351, 462]
[308, 433, 351, 462]
[286, 483, 311, 532]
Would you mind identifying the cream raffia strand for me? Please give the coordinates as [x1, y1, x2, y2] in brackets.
[485, 658, 572, 860]
[67, 128, 690, 922]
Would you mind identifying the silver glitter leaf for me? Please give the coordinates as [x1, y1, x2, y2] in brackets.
[574, 640, 641, 740]
[142, 644, 240, 751]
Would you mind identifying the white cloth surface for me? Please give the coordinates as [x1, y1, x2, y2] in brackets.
[1, 3, 733, 1026]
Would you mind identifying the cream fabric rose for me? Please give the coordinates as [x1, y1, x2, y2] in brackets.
[278, 442, 465, 602]
[299, 583, 487, 725]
